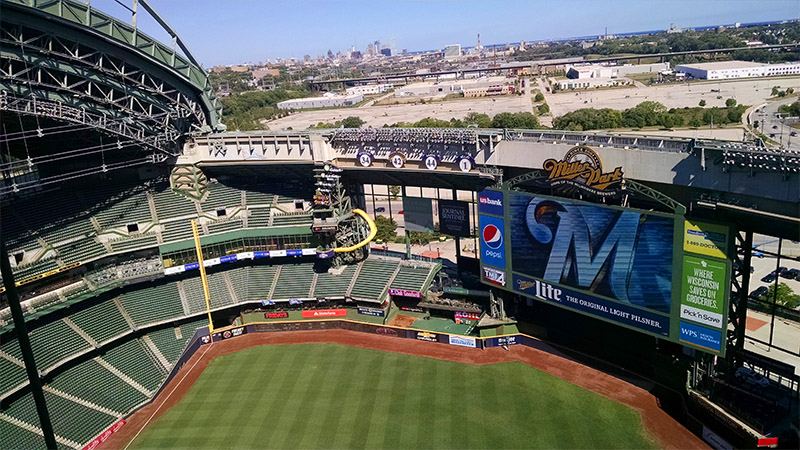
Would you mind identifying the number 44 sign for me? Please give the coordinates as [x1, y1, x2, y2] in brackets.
[424, 155, 439, 170]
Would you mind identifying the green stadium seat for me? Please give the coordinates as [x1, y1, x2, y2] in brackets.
[118, 282, 184, 327]
[272, 263, 314, 299]
[29, 320, 92, 371]
[312, 265, 357, 298]
[101, 339, 166, 392]
[49, 359, 147, 415]
[69, 298, 132, 345]
[350, 259, 400, 301]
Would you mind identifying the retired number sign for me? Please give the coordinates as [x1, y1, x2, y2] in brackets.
[424, 155, 438, 170]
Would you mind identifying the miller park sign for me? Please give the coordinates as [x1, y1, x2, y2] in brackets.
[542, 145, 623, 197]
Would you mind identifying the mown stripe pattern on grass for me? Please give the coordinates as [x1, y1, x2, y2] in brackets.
[130, 344, 657, 450]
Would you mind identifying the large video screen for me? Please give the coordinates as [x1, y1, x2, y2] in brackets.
[509, 192, 674, 314]
[478, 189, 731, 356]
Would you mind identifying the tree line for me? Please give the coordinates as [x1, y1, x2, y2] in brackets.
[552, 100, 747, 131]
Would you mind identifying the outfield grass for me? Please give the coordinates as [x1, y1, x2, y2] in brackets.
[130, 344, 658, 450]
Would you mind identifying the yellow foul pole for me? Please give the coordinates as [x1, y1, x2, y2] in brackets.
[191, 220, 214, 334]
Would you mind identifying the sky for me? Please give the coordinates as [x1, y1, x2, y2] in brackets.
[91, 0, 799, 67]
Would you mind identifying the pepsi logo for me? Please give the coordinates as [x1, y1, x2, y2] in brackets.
[483, 224, 503, 249]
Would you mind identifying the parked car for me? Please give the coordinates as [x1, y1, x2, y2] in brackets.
[791, 131, 798, 137]
[749, 286, 769, 299]
[772, 125, 779, 129]
[787, 268, 800, 280]
[777, 266, 790, 278]
[761, 272, 777, 283]
[736, 367, 769, 388]
[769, 133, 776, 138]
[375, 207, 386, 213]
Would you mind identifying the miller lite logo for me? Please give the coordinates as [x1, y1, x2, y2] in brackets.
[482, 224, 503, 249]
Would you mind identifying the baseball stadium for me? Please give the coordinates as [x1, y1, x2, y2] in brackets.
[0, 1, 799, 450]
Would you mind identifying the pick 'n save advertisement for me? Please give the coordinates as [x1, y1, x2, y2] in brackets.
[679, 255, 726, 329]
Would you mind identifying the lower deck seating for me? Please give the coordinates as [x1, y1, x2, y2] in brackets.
[390, 265, 434, 292]
[100, 339, 165, 392]
[0, 357, 27, 395]
[4, 391, 116, 446]
[69, 298, 131, 345]
[312, 265, 357, 298]
[29, 320, 92, 371]
[350, 259, 400, 301]
[48, 359, 147, 415]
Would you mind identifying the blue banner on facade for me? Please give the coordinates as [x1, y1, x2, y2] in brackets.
[254, 251, 269, 258]
[220, 255, 238, 263]
[679, 321, 723, 353]
[512, 273, 670, 337]
[478, 190, 504, 216]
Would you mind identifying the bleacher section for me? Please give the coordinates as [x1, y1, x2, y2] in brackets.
[0, 357, 27, 395]
[0, 418, 52, 450]
[350, 259, 400, 301]
[271, 263, 314, 299]
[390, 265, 434, 293]
[241, 265, 278, 303]
[4, 391, 117, 446]
[49, 359, 147, 415]
[118, 283, 183, 327]
[101, 339, 166, 392]
[57, 239, 106, 265]
[92, 191, 153, 230]
[147, 319, 206, 363]
[312, 265, 357, 298]
[29, 320, 92, 371]
[69, 298, 131, 345]
[271, 214, 312, 227]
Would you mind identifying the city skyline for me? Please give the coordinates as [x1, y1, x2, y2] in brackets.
[80, 0, 800, 66]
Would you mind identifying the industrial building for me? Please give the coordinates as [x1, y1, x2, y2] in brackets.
[345, 84, 394, 96]
[394, 76, 514, 98]
[675, 61, 800, 80]
[277, 92, 363, 110]
[555, 62, 670, 90]
[444, 44, 461, 60]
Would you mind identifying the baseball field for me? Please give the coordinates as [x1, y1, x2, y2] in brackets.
[127, 343, 658, 450]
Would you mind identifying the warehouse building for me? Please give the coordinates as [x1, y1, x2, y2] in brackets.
[277, 93, 363, 110]
[675, 61, 800, 80]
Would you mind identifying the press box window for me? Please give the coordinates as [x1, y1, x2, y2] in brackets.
[216, 208, 227, 217]
[127, 223, 139, 233]
[294, 200, 304, 210]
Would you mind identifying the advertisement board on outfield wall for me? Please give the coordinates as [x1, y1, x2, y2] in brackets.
[478, 188, 731, 356]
